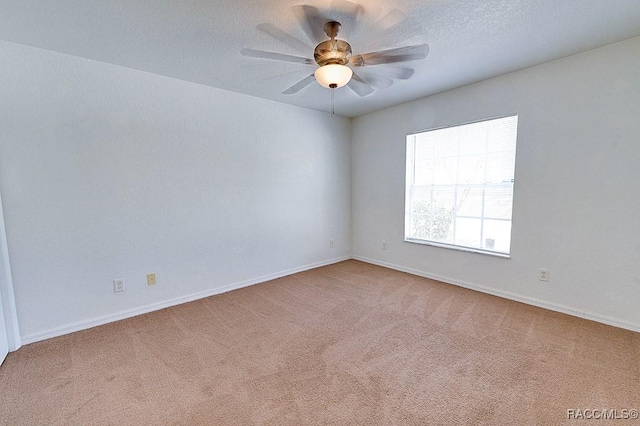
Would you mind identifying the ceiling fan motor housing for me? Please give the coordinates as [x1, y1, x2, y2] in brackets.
[314, 21, 352, 66]
[314, 39, 352, 66]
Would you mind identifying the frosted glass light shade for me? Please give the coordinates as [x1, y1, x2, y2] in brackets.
[314, 64, 353, 89]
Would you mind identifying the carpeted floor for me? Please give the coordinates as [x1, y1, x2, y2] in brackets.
[1, 260, 638, 425]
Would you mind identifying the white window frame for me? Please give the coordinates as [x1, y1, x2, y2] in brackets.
[404, 115, 518, 258]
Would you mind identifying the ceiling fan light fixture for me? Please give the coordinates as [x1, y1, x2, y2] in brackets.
[314, 64, 353, 89]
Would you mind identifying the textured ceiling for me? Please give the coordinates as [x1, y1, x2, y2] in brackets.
[2, 0, 640, 117]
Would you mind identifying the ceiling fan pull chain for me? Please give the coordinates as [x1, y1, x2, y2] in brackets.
[331, 87, 335, 116]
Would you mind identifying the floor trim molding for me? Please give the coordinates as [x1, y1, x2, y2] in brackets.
[21, 254, 639, 344]
[21, 256, 350, 345]
[352, 255, 640, 333]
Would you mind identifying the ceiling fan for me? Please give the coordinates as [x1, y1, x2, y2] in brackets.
[241, 2, 430, 97]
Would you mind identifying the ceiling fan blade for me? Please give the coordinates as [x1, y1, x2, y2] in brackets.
[256, 23, 311, 54]
[291, 5, 325, 44]
[355, 72, 393, 90]
[241, 48, 314, 65]
[347, 72, 375, 97]
[282, 74, 316, 95]
[330, 0, 365, 16]
[375, 9, 425, 47]
[329, 0, 365, 34]
[372, 66, 415, 80]
[351, 44, 429, 66]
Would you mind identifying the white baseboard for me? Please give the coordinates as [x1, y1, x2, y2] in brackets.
[21, 256, 350, 345]
[21, 254, 639, 345]
[352, 256, 640, 334]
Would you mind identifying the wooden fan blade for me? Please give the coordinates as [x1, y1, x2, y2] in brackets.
[347, 72, 375, 97]
[291, 5, 325, 44]
[282, 74, 317, 94]
[241, 48, 314, 65]
[350, 44, 429, 66]
[256, 23, 311, 54]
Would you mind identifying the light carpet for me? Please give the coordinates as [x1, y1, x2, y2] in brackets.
[1, 260, 638, 424]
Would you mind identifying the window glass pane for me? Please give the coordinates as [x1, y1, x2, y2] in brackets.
[415, 131, 436, 148]
[458, 124, 487, 155]
[458, 155, 485, 184]
[455, 217, 481, 247]
[483, 219, 512, 253]
[487, 116, 518, 152]
[456, 187, 483, 217]
[485, 152, 515, 184]
[408, 187, 455, 242]
[432, 189, 456, 212]
[484, 188, 513, 219]
[405, 115, 518, 255]
[413, 156, 433, 186]
[410, 186, 431, 206]
[431, 190, 455, 242]
[410, 205, 431, 240]
[409, 187, 432, 240]
[433, 158, 457, 185]
[433, 127, 458, 157]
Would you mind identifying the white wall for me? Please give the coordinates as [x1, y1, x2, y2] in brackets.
[0, 41, 351, 342]
[0, 191, 21, 351]
[2, 34, 639, 344]
[352, 36, 640, 331]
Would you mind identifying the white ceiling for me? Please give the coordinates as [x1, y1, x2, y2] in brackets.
[2, 0, 640, 118]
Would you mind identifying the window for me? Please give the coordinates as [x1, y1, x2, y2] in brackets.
[405, 115, 518, 256]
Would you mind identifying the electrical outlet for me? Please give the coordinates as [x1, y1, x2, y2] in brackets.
[147, 273, 157, 286]
[113, 278, 125, 293]
[539, 269, 549, 282]
[382, 241, 388, 250]
[329, 239, 334, 248]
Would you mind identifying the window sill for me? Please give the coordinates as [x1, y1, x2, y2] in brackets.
[404, 238, 511, 259]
